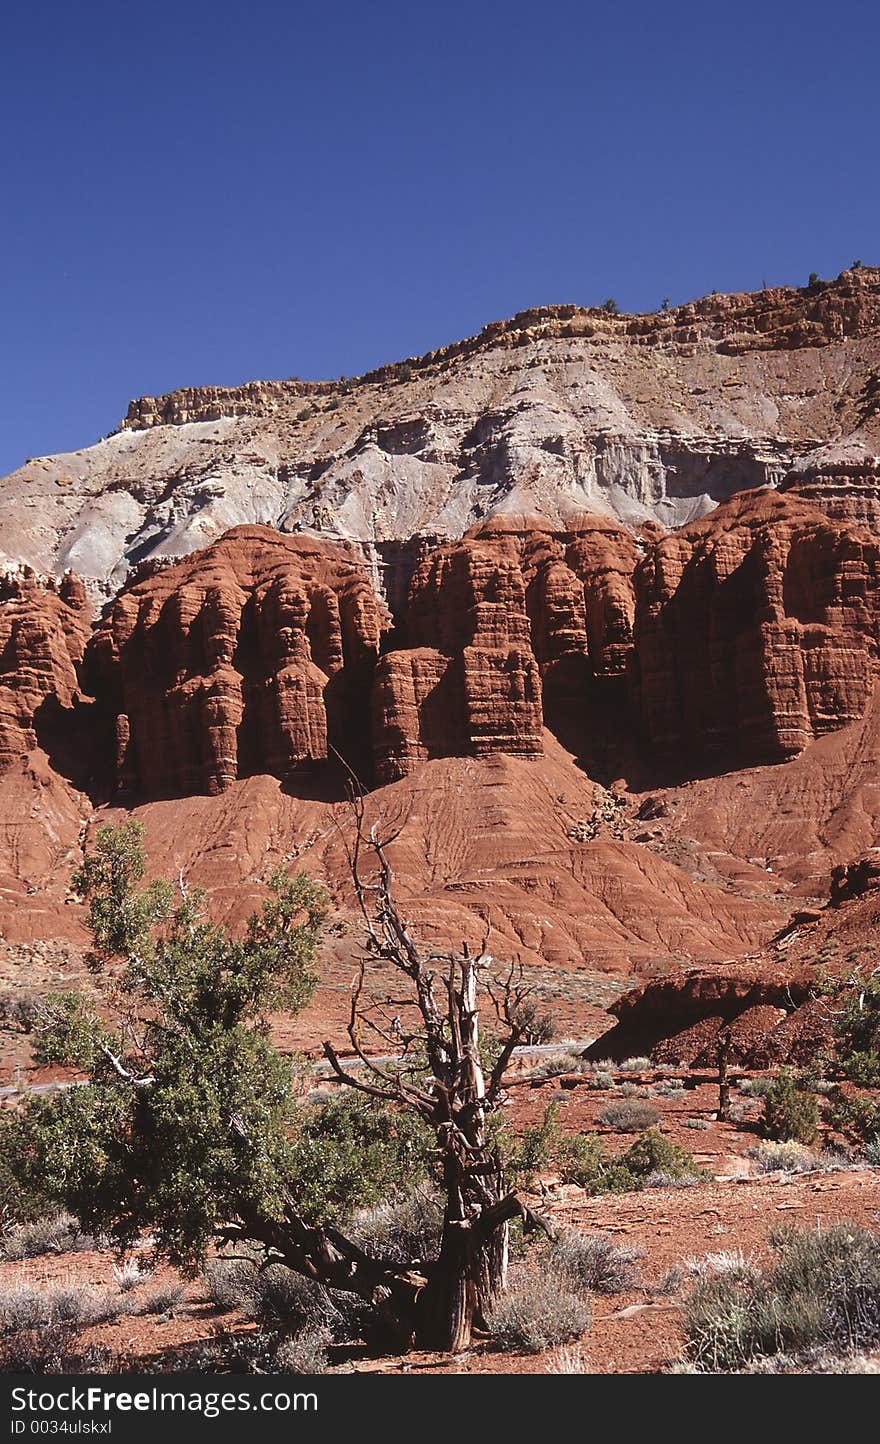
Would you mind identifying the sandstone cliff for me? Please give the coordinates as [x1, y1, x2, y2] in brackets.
[88, 527, 385, 797]
[4, 270, 880, 598]
[0, 567, 90, 774]
[3, 275, 880, 1071]
[633, 490, 880, 766]
[67, 495, 880, 798]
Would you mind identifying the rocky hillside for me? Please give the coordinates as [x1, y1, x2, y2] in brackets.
[3, 268, 880, 601]
[2, 271, 880, 1070]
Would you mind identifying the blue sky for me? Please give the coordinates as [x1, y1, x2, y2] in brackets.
[1, 0, 878, 475]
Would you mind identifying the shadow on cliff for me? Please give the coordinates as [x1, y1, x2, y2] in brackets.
[32, 695, 118, 802]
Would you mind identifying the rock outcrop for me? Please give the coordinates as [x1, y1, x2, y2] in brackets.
[372, 515, 639, 782]
[781, 453, 880, 531]
[583, 971, 825, 1067]
[0, 568, 90, 772]
[122, 268, 880, 431]
[633, 490, 880, 766]
[5, 271, 880, 598]
[88, 527, 386, 797]
[67, 496, 880, 796]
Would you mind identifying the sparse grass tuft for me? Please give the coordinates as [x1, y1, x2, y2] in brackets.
[748, 1141, 817, 1174]
[274, 1326, 330, 1374]
[549, 1230, 642, 1295]
[350, 1189, 441, 1267]
[683, 1222, 880, 1371]
[0, 1282, 124, 1334]
[739, 1077, 773, 1098]
[487, 1267, 591, 1353]
[139, 1284, 185, 1317]
[0, 1214, 98, 1262]
[597, 1100, 660, 1132]
[548, 1344, 588, 1372]
[113, 1259, 147, 1292]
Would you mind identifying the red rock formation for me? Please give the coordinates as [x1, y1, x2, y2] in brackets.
[0, 568, 90, 772]
[89, 527, 386, 797]
[373, 527, 542, 782]
[372, 516, 639, 782]
[584, 971, 823, 1067]
[633, 490, 880, 765]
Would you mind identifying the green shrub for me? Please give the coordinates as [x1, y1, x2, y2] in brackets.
[827, 967, 880, 1086]
[503, 1103, 562, 1186]
[618, 1129, 702, 1186]
[558, 1128, 701, 1194]
[761, 1071, 819, 1144]
[829, 1092, 880, 1148]
[556, 1132, 609, 1191]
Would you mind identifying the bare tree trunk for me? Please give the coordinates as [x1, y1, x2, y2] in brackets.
[717, 1027, 732, 1122]
[475, 1221, 508, 1325]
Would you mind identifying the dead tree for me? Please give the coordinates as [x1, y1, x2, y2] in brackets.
[716, 1027, 732, 1122]
[323, 794, 548, 1351]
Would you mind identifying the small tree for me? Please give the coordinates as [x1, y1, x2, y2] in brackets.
[601, 298, 619, 315]
[3, 816, 546, 1352]
[828, 965, 880, 1087]
[761, 1071, 818, 1145]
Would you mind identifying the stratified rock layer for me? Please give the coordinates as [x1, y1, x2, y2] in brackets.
[88, 527, 385, 797]
[372, 515, 639, 782]
[6, 270, 880, 599]
[633, 491, 880, 765]
[0, 568, 90, 772]
[80, 496, 880, 795]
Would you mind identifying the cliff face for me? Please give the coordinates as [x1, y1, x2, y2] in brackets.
[633, 491, 880, 765]
[88, 528, 385, 797]
[373, 516, 639, 781]
[67, 493, 880, 798]
[122, 269, 880, 430]
[0, 568, 90, 773]
[5, 270, 880, 598]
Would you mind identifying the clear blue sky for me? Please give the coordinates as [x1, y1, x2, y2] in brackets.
[1, 0, 878, 476]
